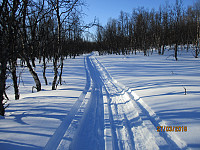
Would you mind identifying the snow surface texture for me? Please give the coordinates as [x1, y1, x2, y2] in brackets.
[97, 49, 200, 150]
[0, 49, 200, 150]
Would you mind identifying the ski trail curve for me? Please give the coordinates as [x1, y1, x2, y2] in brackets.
[79, 55, 187, 150]
[44, 57, 91, 150]
[45, 54, 188, 150]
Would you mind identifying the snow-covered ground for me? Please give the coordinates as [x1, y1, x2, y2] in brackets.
[0, 57, 87, 149]
[0, 48, 200, 150]
[97, 48, 200, 149]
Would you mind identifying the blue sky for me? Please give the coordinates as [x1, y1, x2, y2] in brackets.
[83, 0, 196, 27]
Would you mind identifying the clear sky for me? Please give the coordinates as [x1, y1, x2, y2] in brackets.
[82, 0, 196, 36]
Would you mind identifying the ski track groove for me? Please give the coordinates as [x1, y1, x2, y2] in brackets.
[44, 57, 91, 150]
[44, 54, 188, 150]
[90, 55, 187, 150]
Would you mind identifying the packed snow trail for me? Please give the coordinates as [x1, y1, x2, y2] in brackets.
[45, 54, 188, 150]
[71, 55, 187, 150]
[44, 57, 91, 150]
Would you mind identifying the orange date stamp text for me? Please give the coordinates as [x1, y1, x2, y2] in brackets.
[157, 126, 187, 132]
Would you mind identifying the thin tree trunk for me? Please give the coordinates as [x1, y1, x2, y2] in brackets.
[158, 45, 161, 55]
[187, 42, 189, 52]
[195, 46, 199, 58]
[144, 49, 147, 56]
[161, 45, 165, 55]
[10, 60, 20, 100]
[52, 56, 58, 90]
[20, 54, 42, 92]
[31, 57, 36, 68]
[52, 0, 61, 90]
[43, 56, 48, 85]
[20, 0, 41, 92]
[0, 101, 5, 116]
[175, 43, 178, 61]
[57, 56, 64, 86]
[195, 15, 199, 58]
[0, 61, 7, 116]
[27, 59, 41, 92]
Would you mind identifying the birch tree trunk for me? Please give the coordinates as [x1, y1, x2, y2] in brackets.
[52, 0, 60, 90]
[21, 0, 41, 92]
[10, 60, 20, 99]
[43, 55, 48, 85]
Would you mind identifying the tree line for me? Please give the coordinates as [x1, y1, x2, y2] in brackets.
[0, 0, 95, 116]
[96, 0, 200, 59]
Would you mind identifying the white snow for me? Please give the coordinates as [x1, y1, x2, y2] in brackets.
[97, 48, 200, 149]
[0, 57, 87, 150]
[0, 48, 200, 150]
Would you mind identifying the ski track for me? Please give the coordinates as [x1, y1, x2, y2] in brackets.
[44, 54, 188, 150]
[44, 57, 91, 150]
